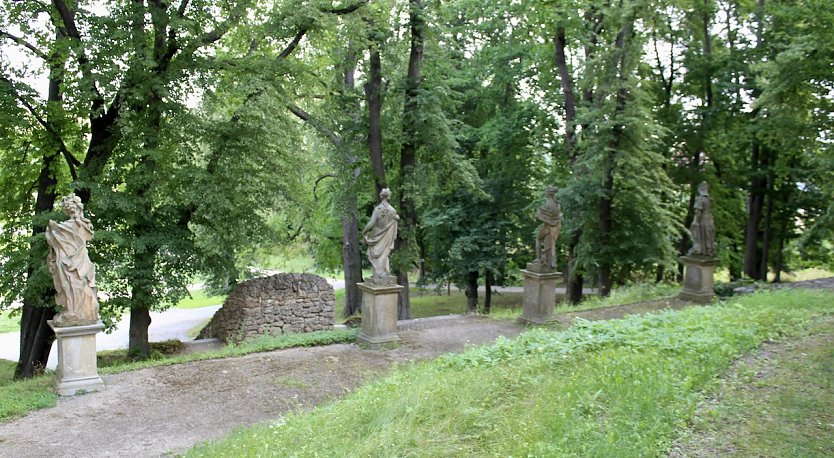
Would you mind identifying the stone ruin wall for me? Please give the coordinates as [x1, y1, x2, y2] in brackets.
[198, 273, 335, 343]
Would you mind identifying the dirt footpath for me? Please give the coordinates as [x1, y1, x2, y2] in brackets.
[0, 298, 693, 458]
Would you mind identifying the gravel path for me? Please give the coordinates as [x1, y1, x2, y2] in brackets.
[0, 315, 524, 457]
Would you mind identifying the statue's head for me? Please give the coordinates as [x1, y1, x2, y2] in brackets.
[379, 187, 392, 201]
[545, 186, 558, 197]
[698, 181, 709, 195]
[61, 193, 83, 217]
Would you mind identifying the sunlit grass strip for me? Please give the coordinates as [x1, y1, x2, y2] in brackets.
[187, 289, 833, 457]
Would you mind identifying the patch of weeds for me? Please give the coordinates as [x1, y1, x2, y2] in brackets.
[275, 376, 310, 389]
[0, 360, 57, 422]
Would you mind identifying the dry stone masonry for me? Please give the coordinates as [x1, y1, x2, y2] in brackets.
[198, 273, 335, 343]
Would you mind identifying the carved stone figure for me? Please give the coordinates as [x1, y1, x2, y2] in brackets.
[363, 188, 399, 285]
[688, 181, 716, 257]
[46, 194, 99, 326]
[534, 186, 562, 271]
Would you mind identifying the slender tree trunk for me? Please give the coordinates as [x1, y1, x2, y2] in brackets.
[598, 158, 614, 297]
[340, 46, 364, 318]
[678, 172, 698, 278]
[554, 22, 585, 304]
[15, 38, 65, 379]
[465, 271, 478, 313]
[342, 211, 363, 317]
[16, 152, 59, 378]
[484, 270, 493, 314]
[394, 0, 425, 320]
[365, 25, 386, 194]
[744, 143, 765, 280]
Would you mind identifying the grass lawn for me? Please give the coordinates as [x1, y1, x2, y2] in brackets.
[334, 282, 678, 322]
[0, 359, 57, 422]
[0, 310, 20, 334]
[175, 289, 226, 309]
[187, 289, 834, 457]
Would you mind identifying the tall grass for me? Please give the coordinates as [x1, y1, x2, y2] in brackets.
[188, 289, 834, 457]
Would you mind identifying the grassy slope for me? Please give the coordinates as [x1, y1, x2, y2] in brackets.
[187, 289, 834, 457]
[673, 317, 834, 457]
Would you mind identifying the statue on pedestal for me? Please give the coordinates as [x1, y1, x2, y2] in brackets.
[46, 194, 99, 326]
[363, 188, 399, 285]
[532, 186, 562, 272]
[688, 181, 716, 257]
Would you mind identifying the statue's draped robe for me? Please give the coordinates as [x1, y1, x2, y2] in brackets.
[535, 199, 562, 269]
[689, 195, 716, 257]
[46, 217, 99, 325]
[364, 202, 398, 280]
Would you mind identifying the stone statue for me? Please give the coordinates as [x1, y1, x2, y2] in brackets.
[688, 181, 716, 257]
[534, 186, 562, 271]
[46, 193, 99, 326]
[363, 188, 399, 285]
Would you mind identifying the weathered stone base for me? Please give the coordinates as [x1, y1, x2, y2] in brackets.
[48, 321, 105, 396]
[679, 255, 719, 304]
[357, 282, 402, 349]
[519, 269, 563, 325]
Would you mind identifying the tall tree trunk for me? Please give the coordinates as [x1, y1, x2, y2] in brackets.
[554, 22, 585, 304]
[465, 271, 478, 313]
[598, 157, 614, 297]
[365, 21, 386, 195]
[484, 270, 493, 314]
[341, 210, 363, 317]
[394, 0, 425, 320]
[15, 37, 65, 379]
[340, 45, 364, 318]
[744, 0, 769, 281]
[597, 20, 633, 298]
[743, 143, 766, 280]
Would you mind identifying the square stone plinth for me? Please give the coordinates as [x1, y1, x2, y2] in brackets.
[519, 269, 563, 325]
[679, 256, 719, 304]
[48, 321, 105, 396]
[356, 282, 403, 349]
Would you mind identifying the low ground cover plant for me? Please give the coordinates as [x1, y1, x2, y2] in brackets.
[188, 289, 834, 457]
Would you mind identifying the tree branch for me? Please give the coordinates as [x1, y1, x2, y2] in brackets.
[0, 30, 48, 60]
[0, 76, 79, 179]
[51, 0, 103, 105]
[287, 103, 342, 146]
[323, 0, 370, 15]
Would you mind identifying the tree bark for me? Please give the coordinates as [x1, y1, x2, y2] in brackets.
[15, 31, 65, 379]
[554, 22, 585, 304]
[484, 270, 493, 314]
[743, 142, 766, 280]
[365, 22, 386, 194]
[394, 0, 425, 320]
[342, 211, 363, 317]
[465, 271, 478, 313]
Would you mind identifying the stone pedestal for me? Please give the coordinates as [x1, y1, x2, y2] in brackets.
[519, 269, 563, 325]
[48, 321, 105, 396]
[679, 255, 719, 304]
[356, 282, 402, 349]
